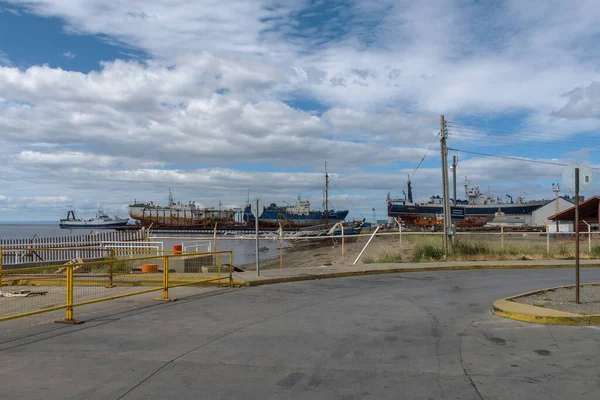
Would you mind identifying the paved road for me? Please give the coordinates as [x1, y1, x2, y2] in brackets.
[1, 268, 600, 399]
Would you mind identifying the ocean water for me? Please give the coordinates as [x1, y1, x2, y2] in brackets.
[0, 223, 280, 266]
[0, 223, 86, 239]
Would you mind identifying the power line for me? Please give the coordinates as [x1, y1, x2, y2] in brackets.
[410, 132, 440, 180]
[447, 147, 600, 170]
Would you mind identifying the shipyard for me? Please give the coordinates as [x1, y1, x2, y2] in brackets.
[3, 2, 600, 399]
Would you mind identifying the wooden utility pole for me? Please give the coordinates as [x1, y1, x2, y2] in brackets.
[440, 115, 452, 254]
[325, 162, 329, 230]
[575, 168, 580, 304]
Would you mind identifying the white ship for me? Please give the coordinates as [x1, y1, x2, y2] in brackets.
[59, 209, 130, 229]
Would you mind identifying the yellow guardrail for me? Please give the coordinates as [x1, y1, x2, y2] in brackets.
[0, 249, 233, 323]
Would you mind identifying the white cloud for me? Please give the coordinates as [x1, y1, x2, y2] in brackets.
[62, 51, 75, 59]
[1, 0, 600, 220]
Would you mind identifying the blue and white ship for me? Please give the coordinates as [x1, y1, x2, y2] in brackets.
[244, 197, 349, 229]
[387, 178, 552, 227]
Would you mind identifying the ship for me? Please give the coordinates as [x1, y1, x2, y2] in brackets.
[243, 197, 349, 229]
[387, 177, 552, 227]
[243, 166, 349, 229]
[128, 189, 240, 228]
[59, 209, 130, 229]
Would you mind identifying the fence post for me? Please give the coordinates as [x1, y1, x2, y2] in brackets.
[56, 265, 83, 324]
[229, 251, 233, 287]
[155, 256, 176, 301]
[583, 220, 591, 253]
[341, 224, 345, 265]
[218, 252, 222, 288]
[0, 248, 3, 287]
[546, 224, 550, 257]
[500, 222, 504, 251]
[396, 218, 402, 250]
[213, 223, 218, 253]
[279, 224, 283, 270]
[106, 249, 116, 288]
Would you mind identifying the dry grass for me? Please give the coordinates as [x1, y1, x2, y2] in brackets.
[365, 234, 600, 264]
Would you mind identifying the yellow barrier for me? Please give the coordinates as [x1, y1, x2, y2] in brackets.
[0, 250, 233, 323]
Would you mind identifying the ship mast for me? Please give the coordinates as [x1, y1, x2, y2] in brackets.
[325, 162, 329, 230]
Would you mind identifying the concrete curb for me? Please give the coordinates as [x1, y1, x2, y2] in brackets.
[492, 284, 600, 325]
[238, 262, 600, 287]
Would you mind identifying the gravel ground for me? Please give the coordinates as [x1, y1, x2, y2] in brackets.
[513, 284, 600, 314]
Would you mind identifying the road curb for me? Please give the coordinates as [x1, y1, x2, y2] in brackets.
[239, 263, 600, 287]
[492, 285, 600, 325]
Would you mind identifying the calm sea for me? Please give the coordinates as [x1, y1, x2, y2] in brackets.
[0, 223, 279, 266]
[0, 223, 78, 239]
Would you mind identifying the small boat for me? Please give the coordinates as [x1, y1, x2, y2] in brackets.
[59, 209, 130, 229]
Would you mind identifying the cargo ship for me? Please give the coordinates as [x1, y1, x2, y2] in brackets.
[243, 197, 349, 229]
[128, 190, 240, 228]
[60, 209, 130, 229]
[387, 177, 552, 227]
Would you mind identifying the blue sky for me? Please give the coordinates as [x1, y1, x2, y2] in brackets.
[0, 0, 599, 221]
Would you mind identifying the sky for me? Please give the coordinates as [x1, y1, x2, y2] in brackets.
[1, 0, 600, 222]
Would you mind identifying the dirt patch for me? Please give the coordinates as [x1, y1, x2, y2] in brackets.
[512, 284, 600, 315]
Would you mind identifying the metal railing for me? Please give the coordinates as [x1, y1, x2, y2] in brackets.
[0, 249, 233, 323]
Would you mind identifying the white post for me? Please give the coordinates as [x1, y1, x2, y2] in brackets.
[341, 223, 345, 265]
[279, 223, 283, 270]
[353, 226, 380, 265]
[396, 218, 402, 250]
[583, 220, 591, 253]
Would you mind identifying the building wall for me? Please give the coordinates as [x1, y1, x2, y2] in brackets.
[531, 198, 574, 227]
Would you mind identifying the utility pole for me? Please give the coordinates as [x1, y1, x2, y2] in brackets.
[325, 162, 329, 230]
[440, 115, 452, 254]
[452, 155, 458, 206]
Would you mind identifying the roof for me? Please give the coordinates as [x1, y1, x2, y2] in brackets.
[559, 196, 575, 204]
[548, 196, 600, 221]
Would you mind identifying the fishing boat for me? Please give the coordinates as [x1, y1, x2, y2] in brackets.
[387, 177, 552, 227]
[59, 209, 130, 229]
[244, 166, 349, 229]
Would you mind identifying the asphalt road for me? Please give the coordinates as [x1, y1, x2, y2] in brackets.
[1, 268, 600, 399]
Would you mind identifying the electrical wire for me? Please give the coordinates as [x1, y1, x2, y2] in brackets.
[330, 183, 365, 219]
[410, 131, 440, 180]
[447, 147, 600, 170]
